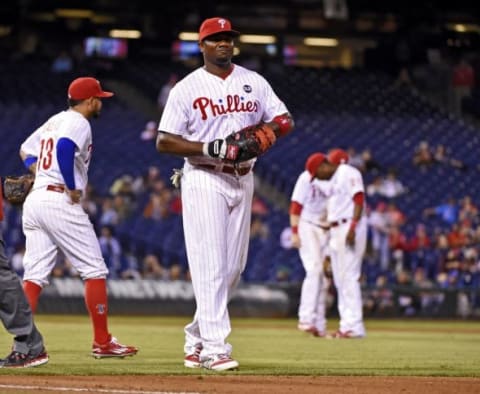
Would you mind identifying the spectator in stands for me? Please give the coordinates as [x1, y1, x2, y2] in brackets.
[99, 197, 119, 227]
[361, 148, 382, 174]
[412, 141, 434, 170]
[423, 197, 459, 226]
[141, 253, 165, 279]
[389, 225, 408, 274]
[251, 194, 269, 216]
[143, 183, 173, 220]
[81, 184, 99, 231]
[140, 121, 158, 141]
[110, 175, 136, 206]
[366, 175, 383, 198]
[168, 263, 184, 281]
[433, 144, 467, 171]
[119, 252, 142, 280]
[157, 73, 178, 114]
[459, 196, 479, 224]
[407, 223, 431, 252]
[250, 215, 270, 241]
[443, 248, 462, 284]
[132, 166, 162, 196]
[446, 223, 468, 249]
[412, 267, 443, 316]
[378, 168, 407, 199]
[386, 202, 406, 228]
[407, 223, 434, 277]
[169, 189, 182, 215]
[368, 201, 391, 272]
[394, 270, 419, 316]
[99, 226, 122, 279]
[450, 57, 475, 115]
[363, 274, 394, 316]
[274, 264, 291, 282]
[112, 194, 133, 223]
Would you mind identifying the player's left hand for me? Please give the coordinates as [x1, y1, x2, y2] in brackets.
[224, 123, 277, 163]
[291, 233, 301, 249]
[3, 174, 34, 205]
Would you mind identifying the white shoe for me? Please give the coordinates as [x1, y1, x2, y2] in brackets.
[202, 354, 239, 371]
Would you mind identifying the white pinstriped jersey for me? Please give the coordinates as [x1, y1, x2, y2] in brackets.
[291, 171, 330, 225]
[158, 64, 288, 166]
[327, 163, 365, 221]
[20, 110, 92, 193]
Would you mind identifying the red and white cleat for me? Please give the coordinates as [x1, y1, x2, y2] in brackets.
[92, 337, 138, 359]
[329, 330, 365, 339]
[184, 345, 202, 368]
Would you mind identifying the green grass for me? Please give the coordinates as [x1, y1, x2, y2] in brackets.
[1, 315, 479, 376]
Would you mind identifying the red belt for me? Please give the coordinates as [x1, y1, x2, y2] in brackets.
[197, 164, 251, 176]
[330, 218, 349, 227]
[46, 184, 65, 193]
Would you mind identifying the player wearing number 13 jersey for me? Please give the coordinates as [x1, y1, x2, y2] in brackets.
[19, 77, 138, 358]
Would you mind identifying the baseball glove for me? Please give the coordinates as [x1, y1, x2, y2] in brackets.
[225, 123, 277, 162]
[3, 174, 34, 205]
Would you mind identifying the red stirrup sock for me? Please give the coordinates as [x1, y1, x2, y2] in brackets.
[84, 278, 110, 345]
[23, 281, 42, 313]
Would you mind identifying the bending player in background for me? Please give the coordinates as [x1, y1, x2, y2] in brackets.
[18, 77, 138, 358]
[156, 17, 294, 371]
[310, 149, 367, 338]
[0, 181, 48, 368]
[289, 153, 331, 338]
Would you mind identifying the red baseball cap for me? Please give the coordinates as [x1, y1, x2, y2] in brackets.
[198, 17, 240, 41]
[68, 77, 114, 100]
[327, 148, 349, 165]
[305, 152, 326, 179]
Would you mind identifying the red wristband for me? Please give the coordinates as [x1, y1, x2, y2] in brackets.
[291, 226, 298, 234]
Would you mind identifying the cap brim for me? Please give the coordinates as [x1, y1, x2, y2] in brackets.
[201, 30, 240, 41]
[96, 91, 114, 98]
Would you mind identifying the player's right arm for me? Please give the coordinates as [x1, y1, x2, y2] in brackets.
[156, 132, 204, 156]
[289, 173, 309, 249]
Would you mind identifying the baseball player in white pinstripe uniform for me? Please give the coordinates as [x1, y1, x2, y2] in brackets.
[156, 17, 294, 371]
[19, 77, 138, 358]
[289, 153, 331, 338]
[310, 149, 367, 338]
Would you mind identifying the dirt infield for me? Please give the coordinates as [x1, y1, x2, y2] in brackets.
[1, 375, 479, 394]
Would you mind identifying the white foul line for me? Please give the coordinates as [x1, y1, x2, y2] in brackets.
[0, 385, 200, 394]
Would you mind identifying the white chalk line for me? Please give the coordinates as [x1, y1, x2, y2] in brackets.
[0, 385, 200, 394]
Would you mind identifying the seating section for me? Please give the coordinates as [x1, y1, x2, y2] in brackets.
[1, 60, 479, 286]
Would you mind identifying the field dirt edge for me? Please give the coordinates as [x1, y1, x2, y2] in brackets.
[1, 375, 480, 394]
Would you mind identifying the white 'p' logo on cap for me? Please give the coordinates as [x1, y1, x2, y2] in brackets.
[218, 18, 226, 28]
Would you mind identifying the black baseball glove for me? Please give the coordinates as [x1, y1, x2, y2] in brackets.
[3, 174, 35, 205]
[204, 123, 277, 163]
